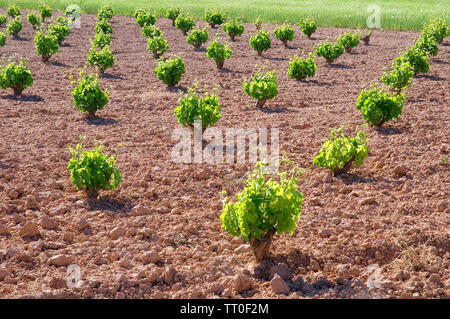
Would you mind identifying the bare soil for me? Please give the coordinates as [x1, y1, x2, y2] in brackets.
[0, 11, 449, 299]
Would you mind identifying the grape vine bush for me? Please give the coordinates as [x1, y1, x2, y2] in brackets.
[174, 85, 221, 131]
[273, 24, 295, 47]
[154, 56, 185, 87]
[206, 38, 232, 70]
[92, 33, 111, 48]
[34, 30, 59, 62]
[49, 18, 71, 45]
[0, 32, 5, 47]
[68, 137, 121, 200]
[95, 20, 113, 34]
[205, 11, 226, 28]
[393, 48, 429, 75]
[142, 25, 162, 38]
[98, 6, 114, 22]
[222, 18, 244, 41]
[337, 32, 360, 53]
[136, 11, 156, 27]
[356, 85, 405, 126]
[315, 40, 344, 63]
[299, 17, 317, 39]
[313, 128, 369, 175]
[147, 36, 169, 58]
[186, 28, 209, 49]
[287, 53, 317, 81]
[249, 30, 271, 56]
[220, 159, 304, 261]
[175, 16, 195, 35]
[166, 7, 181, 26]
[381, 61, 414, 94]
[38, 4, 52, 22]
[0, 15, 7, 27]
[27, 12, 41, 30]
[87, 46, 115, 74]
[0, 60, 33, 96]
[7, 17, 22, 38]
[7, 4, 21, 18]
[243, 68, 278, 108]
[70, 70, 109, 118]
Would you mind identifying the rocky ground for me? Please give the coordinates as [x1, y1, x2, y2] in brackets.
[0, 10, 449, 299]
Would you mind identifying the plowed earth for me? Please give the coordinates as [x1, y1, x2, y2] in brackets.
[0, 11, 449, 299]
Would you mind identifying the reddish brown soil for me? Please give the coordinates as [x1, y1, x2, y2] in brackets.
[0, 11, 449, 299]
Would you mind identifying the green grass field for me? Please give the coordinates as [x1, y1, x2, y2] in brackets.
[1, 0, 449, 30]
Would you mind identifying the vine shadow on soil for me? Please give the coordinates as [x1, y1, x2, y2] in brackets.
[86, 194, 134, 213]
[372, 126, 402, 136]
[328, 63, 354, 69]
[415, 74, 445, 81]
[218, 67, 243, 74]
[101, 73, 126, 80]
[263, 56, 289, 62]
[0, 161, 15, 169]
[11, 36, 27, 41]
[338, 173, 378, 185]
[167, 86, 187, 93]
[259, 106, 293, 114]
[86, 116, 117, 126]
[432, 59, 449, 65]
[1, 94, 44, 102]
[301, 79, 332, 87]
[46, 61, 72, 68]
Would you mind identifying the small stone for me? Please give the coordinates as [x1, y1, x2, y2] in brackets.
[25, 195, 39, 210]
[319, 228, 332, 238]
[234, 244, 250, 254]
[41, 215, 58, 230]
[163, 266, 176, 285]
[270, 274, 290, 295]
[7, 190, 19, 199]
[49, 277, 67, 289]
[309, 198, 322, 206]
[19, 222, 40, 237]
[310, 260, 320, 272]
[222, 288, 233, 297]
[269, 264, 293, 281]
[139, 228, 153, 238]
[142, 250, 160, 265]
[339, 186, 352, 194]
[48, 254, 73, 267]
[336, 264, 351, 280]
[0, 269, 12, 281]
[109, 227, 126, 240]
[429, 274, 440, 283]
[233, 274, 253, 293]
[62, 232, 74, 243]
[210, 282, 224, 295]
[436, 201, 447, 212]
[131, 204, 150, 216]
[360, 197, 377, 206]
[0, 224, 10, 235]
[393, 165, 407, 176]
[74, 218, 89, 231]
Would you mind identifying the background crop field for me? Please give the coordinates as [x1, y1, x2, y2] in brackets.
[1, 0, 449, 30]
